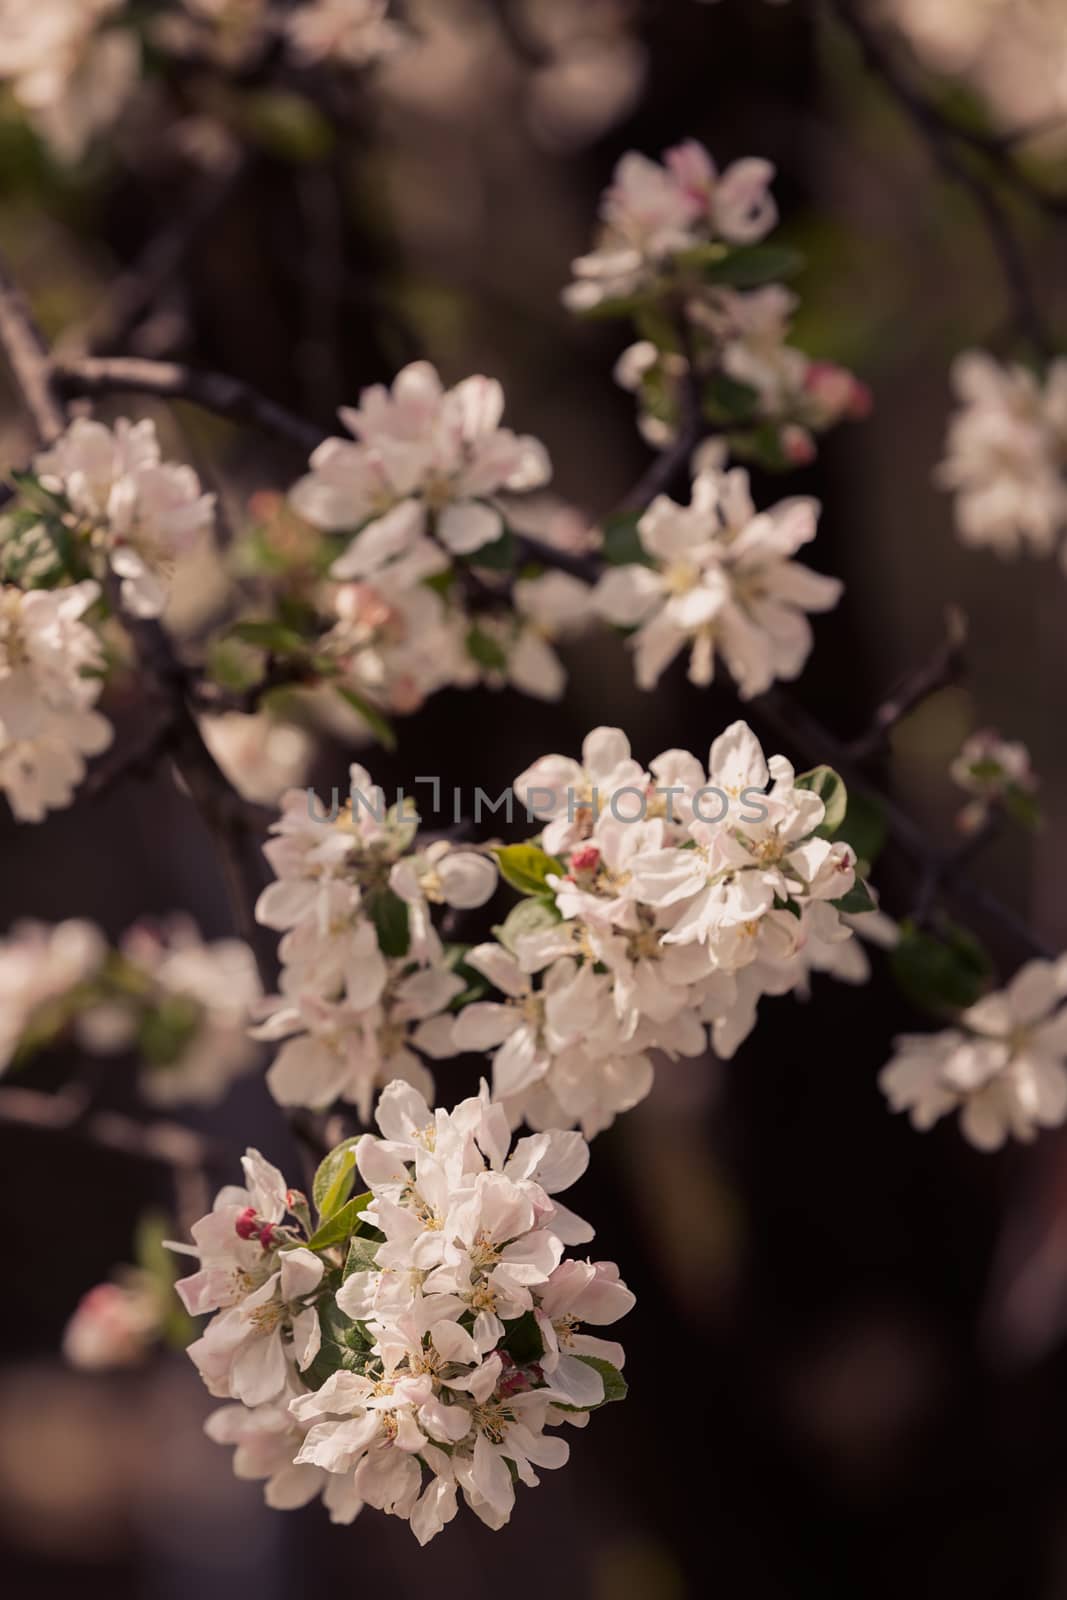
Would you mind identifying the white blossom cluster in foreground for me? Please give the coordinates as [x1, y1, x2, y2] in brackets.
[175, 1088, 633, 1541]
[881, 959, 1067, 1150]
[566, 141, 870, 467]
[0, 914, 261, 1103]
[593, 461, 842, 696]
[938, 350, 1067, 564]
[253, 723, 866, 1137]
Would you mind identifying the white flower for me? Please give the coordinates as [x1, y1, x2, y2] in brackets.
[113, 918, 262, 1106]
[205, 1399, 363, 1522]
[950, 727, 1037, 833]
[199, 713, 314, 806]
[0, 916, 105, 1069]
[514, 725, 647, 857]
[564, 140, 776, 311]
[0, 581, 112, 821]
[880, 958, 1067, 1149]
[284, 0, 405, 67]
[594, 465, 841, 697]
[0, 0, 138, 162]
[62, 1276, 161, 1370]
[254, 964, 462, 1118]
[290, 362, 551, 571]
[174, 1153, 325, 1406]
[936, 351, 1067, 561]
[34, 417, 215, 617]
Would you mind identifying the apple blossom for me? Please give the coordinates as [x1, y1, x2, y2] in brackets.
[0, 0, 138, 161]
[594, 465, 841, 696]
[880, 958, 1067, 1149]
[33, 417, 216, 618]
[289, 362, 551, 573]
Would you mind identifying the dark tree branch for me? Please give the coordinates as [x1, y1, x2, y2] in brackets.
[827, 0, 1054, 358]
[53, 356, 324, 454]
[0, 254, 66, 443]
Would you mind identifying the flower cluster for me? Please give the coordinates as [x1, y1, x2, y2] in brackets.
[63, 1274, 164, 1370]
[880, 958, 1067, 1150]
[0, 580, 112, 822]
[30, 417, 216, 619]
[0, 914, 261, 1104]
[593, 463, 842, 696]
[180, 1086, 633, 1541]
[615, 284, 871, 463]
[252, 770, 498, 1117]
[950, 728, 1039, 835]
[159, 0, 403, 73]
[276, 362, 596, 712]
[0, 0, 138, 162]
[565, 141, 869, 469]
[937, 351, 1067, 563]
[464, 721, 862, 1133]
[564, 139, 778, 312]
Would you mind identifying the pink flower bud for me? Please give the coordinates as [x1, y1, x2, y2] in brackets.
[570, 844, 601, 873]
[235, 1207, 259, 1240]
[257, 1222, 278, 1250]
[781, 424, 816, 466]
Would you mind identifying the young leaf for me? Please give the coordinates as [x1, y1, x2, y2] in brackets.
[890, 920, 992, 1016]
[466, 625, 510, 672]
[307, 1191, 373, 1251]
[493, 895, 562, 955]
[600, 512, 650, 567]
[334, 686, 397, 751]
[493, 843, 565, 896]
[313, 1138, 362, 1221]
[574, 1355, 628, 1406]
[836, 791, 888, 871]
[367, 888, 411, 959]
[230, 619, 308, 656]
[795, 766, 848, 838]
[343, 1235, 381, 1280]
[700, 244, 805, 288]
[832, 879, 876, 915]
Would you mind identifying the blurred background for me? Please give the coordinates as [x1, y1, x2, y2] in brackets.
[6, 1, 1067, 1595]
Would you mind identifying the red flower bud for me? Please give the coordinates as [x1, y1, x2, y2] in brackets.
[235, 1207, 259, 1240]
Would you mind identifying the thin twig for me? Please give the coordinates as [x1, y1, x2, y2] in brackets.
[847, 605, 968, 762]
[53, 356, 324, 454]
[828, 0, 1054, 358]
[0, 253, 65, 442]
[0, 1083, 223, 1173]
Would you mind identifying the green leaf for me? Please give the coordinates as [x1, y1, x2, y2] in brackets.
[343, 1235, 381, 1280]
[366, 888, 411, 958]
[795, 766, 848, 838]
[230, 619, 307, 656]
[836, 792, 887, 870]
[700, 245, 805, 288]
[138, 994, 202, 1068]
[493, 843, 565, 896]
[702, 371, 761, 425]
[1003, 786, 1042, 831]
[890, 920, 992, 1016]
[470, 526, 515, 571]
[574, 1355, 628, 1407]
[334, 686, 397, 751]
[466, 624, 510, 672]
[313, 1138, 362, 1222]
[600, 511, 650, 567]
[300, 1298, 369, 1390]
[503, 1311, 545, 1365]
[240, 89, 334, 163]
[832, 879, 876, 915]
[492, 895, 562, 956]
[307, 1191, 373, 1252]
